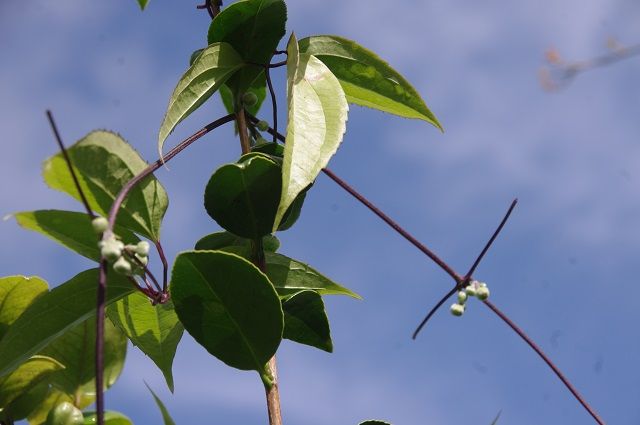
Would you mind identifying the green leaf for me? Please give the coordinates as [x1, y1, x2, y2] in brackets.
[0, 355, 63, 407]
[40, 317, 126, 408]
[204, 155, 281, 239]
[158, 42, 244, 154]
[1, 380, 49, 421]
[170, 251, 283, 372]
[82, 411, 133, 425]
[0, 269, 136, 378]
[107, 293, 183, 392]
[42, 131, 168, 241]
[262, 252, 360, 299]
[299, 35, 442, 129]
[359, 421, 392, 425]
[0, 276, 48, 340]
[14, 210, 139, 262]
[26, 390, 72, 425]
[195, 231, 280, 253]
[275, 33, 349, 229]
[137, 0, 149, 10]
[145, 383, 176, 425]
[208, 0, 287, 99]
[282, 291, 332, 352]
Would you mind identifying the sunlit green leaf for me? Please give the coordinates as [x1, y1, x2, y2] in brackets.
[299, 35, 441, 129]
[107, 293, 183, 392]
[283, 291, 332, 352]
[40, 317, 126, 408]
[208, 0, 287, 98]
[0, 276, 48, 341]
[158, 42, 243, 154]
[83, 410, 133, 425]
[145, 383, 176, 425]
[0, 269, 135, 378]
[0, 356, 63, 407]
[170, 251, 283, 372]
[195, 231, 280, 253]
[42, 131, 168, 241]
[204, 155, 281, 239]
[275, 33, 348, 229]
[26, 389, 71, 425]
[14, 210, 139, 262]
[1, 380, 49, 421]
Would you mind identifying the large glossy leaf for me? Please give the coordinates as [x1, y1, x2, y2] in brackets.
[107, 293, 183, 392]
[146, 383, 176, 425]
[1, 380, 49, 421]
[204, 155, 281, 239]
[14, 210, 139, 262]
[208, 0, 287, 97]
[170, 251, 283, 372]
[299, 35, 442, 129]
[40, 317, 126, 408]
[282, 291, 332, 352]
[0, 276, 48, 340]
[195, 231, 280, 253]
[158, 42, 244, 153]
[42, 131, 168, 241]
[0, 269, 135, 378]
[83, 411, 133, 425]
[0, 356, 63, 407]
[275, 33, 348, 229]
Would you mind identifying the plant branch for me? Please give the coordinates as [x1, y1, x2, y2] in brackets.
[46, 111, 95, 219]
[236, 109, 251, 154]
[95, 260, 108, 425]
[265, 357, 283, 425]
[484, 300, 605, 425]
[411, 286, 458, 339]
[196, 0, 221, 19]
[155, 241, 169, 293]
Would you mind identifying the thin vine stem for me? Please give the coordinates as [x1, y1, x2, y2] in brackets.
[411, 286, 458, 339]
[265, 66, 278, 144]
[484, 300, 605, 425]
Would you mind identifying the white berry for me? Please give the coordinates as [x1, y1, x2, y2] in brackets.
[450, 303, 465, 317]
[136, 241, 150, 257]
[476, 285, 490, 301]
[91, 217, 109, 234]
[457, 291, 468, 304]
[113, 256, 132, 275]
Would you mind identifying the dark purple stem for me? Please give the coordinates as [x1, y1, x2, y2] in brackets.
[107, 114, 234, 229]
[46, 111, 95, 219]
[265, 66, 278, 144]
[95, 260, 108, 425]
[155, 241, 169, 293]
[411, 286, 458, 339]
[484, 300, 605, 425]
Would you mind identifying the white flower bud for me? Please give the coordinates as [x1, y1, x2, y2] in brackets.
[113, 256, 132, 275]
[450, 303, 465, 317]
[476, 285, 490, 301]
[100, 238, 122, 262]
[136, 241, 150, 257]
[91, 217, 109, 234]
[464, 284, 477, 297]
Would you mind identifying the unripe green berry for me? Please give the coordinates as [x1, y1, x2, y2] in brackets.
[464, 284, 477, 297]
[45, 402, 83, 425]
[91, 217, 109, 234]
[100, 239, 122, 262]
[476, 285, 490, 301]
[256, 120, 269, 131]
[450, 303, 465, 317]
[113, 256, 132, 276]
[242, 92, 258, 106]
[457, 290, 468, 304]
[136, 241, 150, 257]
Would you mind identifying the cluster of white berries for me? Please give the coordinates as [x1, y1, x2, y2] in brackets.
[450, 280, 490, 317]
[92, 217, 150, 276]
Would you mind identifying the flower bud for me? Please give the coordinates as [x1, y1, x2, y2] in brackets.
[450, 303, 465, 317]
[136, 241, 150, 257]
[464, 284, 477, 297]
[100, 239, 122, 262]
[476, 285, 490, 301]
[256, 120, 269, 131]
[457, 291, 468, 304]
[91, 217, 109, 234]
[242, 92, 258, 107]
[113, 256, 132, 276]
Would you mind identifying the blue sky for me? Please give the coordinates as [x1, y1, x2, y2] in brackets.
[1, 0, 639, 424]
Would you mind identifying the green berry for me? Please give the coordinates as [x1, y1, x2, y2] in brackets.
[100, 239, 122, 262]
[476, 285, 490, 301]
[464, 284, 477, 297]
[450, 303, 465, 317]
[91, 217, 109, 234]
[45, 402, 83, 425]
[113, 256, 132, 275]
[136, 241, 150, 257]
[457, 290, 468, 304]
[242, 92, 258, 106]
[256, 120, 269, 131]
